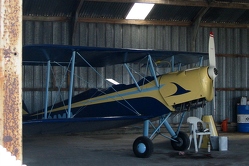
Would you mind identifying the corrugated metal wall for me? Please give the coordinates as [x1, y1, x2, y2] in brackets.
[23, 21, 249, 123]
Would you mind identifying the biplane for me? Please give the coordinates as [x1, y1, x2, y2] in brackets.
[22, 32, 217, 158]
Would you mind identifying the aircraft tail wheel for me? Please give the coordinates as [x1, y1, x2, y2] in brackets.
[133, 136, 153, 158]
[171, 131, 190, 151]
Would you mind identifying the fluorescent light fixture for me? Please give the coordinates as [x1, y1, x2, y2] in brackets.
[106, 79, 120, 85]
[126, 3, 154, 20]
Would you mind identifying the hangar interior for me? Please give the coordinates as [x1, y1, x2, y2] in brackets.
[22, 0, 249, 126]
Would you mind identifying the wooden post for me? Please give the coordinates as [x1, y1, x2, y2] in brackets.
[0, 0, 22, 161]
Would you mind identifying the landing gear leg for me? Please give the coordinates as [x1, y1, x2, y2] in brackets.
[163, 112, 190, 151]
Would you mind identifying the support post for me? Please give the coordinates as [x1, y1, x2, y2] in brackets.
[0, 0, 22, 160]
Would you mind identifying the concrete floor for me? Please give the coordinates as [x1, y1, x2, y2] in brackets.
[23, 130, 249, 166]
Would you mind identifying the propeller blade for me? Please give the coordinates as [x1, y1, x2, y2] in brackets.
[209, 32, 216, 68]
[208, 32, 218, 82]
[208, 32, 217, 119]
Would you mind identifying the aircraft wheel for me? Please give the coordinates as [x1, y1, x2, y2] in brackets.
[133, 136, 153, 158]
[171, 131, 190, 151]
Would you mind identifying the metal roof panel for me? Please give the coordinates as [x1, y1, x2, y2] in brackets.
[146, 5, 202, 21]
[79, 1, 132, 19]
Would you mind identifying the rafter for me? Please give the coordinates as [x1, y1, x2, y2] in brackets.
[70, 0, 85, 45]
[191, 6, 210, 51]
[78, 17, 191, 26]
[85, 0, 208, 7]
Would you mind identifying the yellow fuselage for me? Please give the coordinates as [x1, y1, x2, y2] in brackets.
[24, 66, 214, 118]
[67, 66, 213, 112]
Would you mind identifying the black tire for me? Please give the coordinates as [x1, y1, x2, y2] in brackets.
[133, 136, 153, 158]
[171, 131, 190, 151]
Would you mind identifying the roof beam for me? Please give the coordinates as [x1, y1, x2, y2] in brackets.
[23, 16, 249, 28]
[78, 17, 249, 28]
[200, 22, 249, 29]
[23, 16, 70, 22]
[216, 54, 249, 58]
[78, 17, 191, 26]
[209, 1, 249, 9]
[216, 88, 249, 91]
[86, 0, 249, 9]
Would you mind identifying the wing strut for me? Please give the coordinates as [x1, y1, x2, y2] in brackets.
[67, 51, 76, 118]
[148, 55, 159, 88]
[124, 55, 159, 90]
[76, 52, 141, 116]
[171, 56, 174, 72]
[44, 60, 51, 119]
[178, 63, 182, 71]
[124, 63, 141, 91]
[199, 56, 203, 67]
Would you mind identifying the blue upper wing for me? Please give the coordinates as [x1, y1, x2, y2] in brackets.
[23, 44, 208, 67]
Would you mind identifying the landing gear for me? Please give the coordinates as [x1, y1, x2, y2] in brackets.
[171, 131, 190, 151]
[133, 136, 153, 158]
[133, 112, 189, 158]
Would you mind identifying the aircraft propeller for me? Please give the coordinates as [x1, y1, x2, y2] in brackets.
[207, 32, 218, 117]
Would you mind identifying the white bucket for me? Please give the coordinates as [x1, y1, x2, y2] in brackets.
[219, 136, 228, 151]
